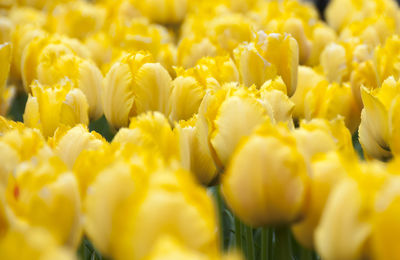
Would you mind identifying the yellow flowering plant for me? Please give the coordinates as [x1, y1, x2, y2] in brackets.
[2, 0, 400, 260]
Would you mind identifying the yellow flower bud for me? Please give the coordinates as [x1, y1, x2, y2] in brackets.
[177, 37, 218, 69]
[359, 77, 400, 159]
[169, 76, 205, 122]
[46, 1, 106, 39]
[49, 125, 105, 169]
[370, 174, 400, 260]
[254, 32, 299, 96]
[307, 24, 337, 66]
[208, 13, 254, 53]
[315, 161, 388, 260]
[85, 162, 219, 260]
[197, 84, 273, 168]
[0, 224, 76, 260]
[292, 151, 347, 249]
[103, 52, 172, 128]
[21, 34, 91, 91]
[291, 66, 325, 119]
[233, 42, 277, 88]
[294, 117, 354, 163]
[176, 116, 217, 185]
[283, 18, 312, 64]
[304, 81, 360, 133]
[375, 35, 400, 83]
[136, 0, 188, 24]
[222, 122, 309, 226]
[113, 112, 180, 163]
[34, 46, 104, 119]
[23, 80, 89, 138]
[320, 43, 347, 84]
[5, 157, 82, 248]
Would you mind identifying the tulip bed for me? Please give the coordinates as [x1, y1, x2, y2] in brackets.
[2, 0, 400, 259]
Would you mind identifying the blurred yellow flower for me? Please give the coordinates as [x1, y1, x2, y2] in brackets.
[292, 151, 348, 249]
[222, 121, 309, 226]
[85, 161, 219, 260]
[49, 125, 105, 169]
[5, 157, 82, 248]
[23, 80, 89, 138]
[136, 0, 188, 24]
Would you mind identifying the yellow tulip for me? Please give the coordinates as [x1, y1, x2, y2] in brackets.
[35, 48, 104, 120]
[359, 77, 400, 159]
[222, 121, 309, 226]
[176, 116, 217, 185]
[325, 0, 400, 31]
[85, 161, 219, 260]
[136, 0, 188, 24]
[103, 52, 172, 128]
[320, 42, 348, 84]
[197, 84, 272, 168]
[292, 151, 348, 249]
[113, 112, 180, 163]
[49, 125, 105, 169]
[0, 17, 12, 44]
[21, 34, 91, 91]
[370, 174, 400, 260]
[340, 16, 396, 48]
[303, 80, 360, 133]
[110, 18, 173, 56]
[207, 13, 254, 53]
[5, 157, 82, 248]
[375, 35, 400, 83]
[0, 127, 52, 187]
[234, 31, 299, 94]
[177, 37, 218, 69]
[291, 66, 325, 120]
[169, 56, 238, 122]
[233, 42, 277, 88]
[168, 75, 206, 122]
[46, 1, 106, 39]
[0, 223, 76, 260]
[293, 117, 354, 164]
[23, 80, 89, 138]
[306, 23, 337, 66]
[315, 161, 388, 260]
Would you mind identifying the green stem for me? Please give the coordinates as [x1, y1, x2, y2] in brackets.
[272, 226, 293, 260]
[245, 226, 255, 260]
[300, 247, 313, 260]
[215, 186, 225, 250]
[261, 228, 270, 260]
[234, 217, 242, 250]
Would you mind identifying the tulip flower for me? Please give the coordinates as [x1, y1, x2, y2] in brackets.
[103, 52, 172, 128]
[222, 121, 310, 226]
[85, 160, 219, 260]
[49, 125, 105, 168]
[5, 157, 82, 248]
[359, 77, 400, 159]
[176, 115, 217, 185]
[234, 32, 299, 95]
[292, 151, 348, 249]
[113, 112, 180, 163]
[46, 1, 106, 39]
[136, 0, 188, 24]
[23, 80, 89, 138]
